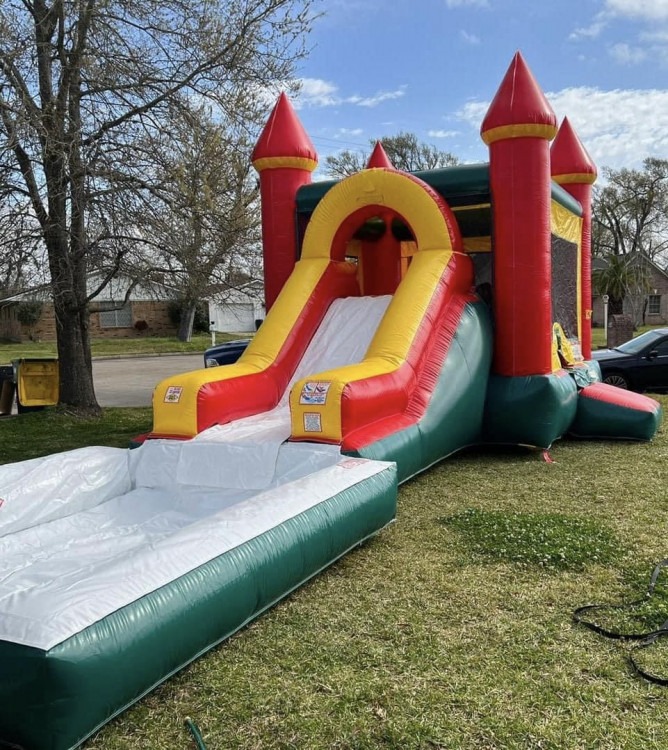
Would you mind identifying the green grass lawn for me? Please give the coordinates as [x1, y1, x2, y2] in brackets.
[0, 408, 152, 463]
[0, 333, 244, 365]
[2, 401, 668, 749]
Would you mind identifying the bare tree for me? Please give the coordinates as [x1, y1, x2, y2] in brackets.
[593, 158, 668, 264]
[325, 132, 459, 178]
[0, 200, 45, 293]
[0, 0, 316, 413]
[147, 103, 262, 341]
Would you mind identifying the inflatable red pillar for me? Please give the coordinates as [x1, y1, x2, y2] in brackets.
[355, 143, 398, 295]
[551, 117, 597, 360]
[252, 93, 318, 311]
[481, 52, 558, 376]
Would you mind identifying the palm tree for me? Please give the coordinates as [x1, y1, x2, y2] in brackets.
[593, 253, 650, 320]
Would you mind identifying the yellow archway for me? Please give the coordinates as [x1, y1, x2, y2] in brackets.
[300, 168, 459, 260]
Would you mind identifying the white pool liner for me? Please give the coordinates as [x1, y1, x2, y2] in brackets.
[0, 295, 395, 651]
[0, 442, 391, 650]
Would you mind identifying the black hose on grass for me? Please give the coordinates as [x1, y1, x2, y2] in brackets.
[574, 558, 668, 685]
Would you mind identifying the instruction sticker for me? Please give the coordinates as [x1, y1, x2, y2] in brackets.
[338, 458, 368, 469]
[164, 386, 183, 403]
[299, 381, 331, 405]
[303, 412, 322, 432]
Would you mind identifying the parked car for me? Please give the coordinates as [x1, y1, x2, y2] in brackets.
[592, 328, 668, 392]
[204, 338, 251, 367]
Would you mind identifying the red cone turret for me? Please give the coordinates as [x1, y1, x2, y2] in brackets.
[366, 142, 395, 170]
[481, 52, 557, 145]
[253, 94, 318, 310]
[551, 117, 597, 359]
[551, 117, 596, 185]
[252, 92, 317, 170]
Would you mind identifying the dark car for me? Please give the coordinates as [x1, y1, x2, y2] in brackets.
[204, 338, 251, 368]
[592, 328, 668, 392]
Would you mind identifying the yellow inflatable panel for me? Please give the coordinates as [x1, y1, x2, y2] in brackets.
[152, 258, 332, 437]
[290, 249, 453, 442]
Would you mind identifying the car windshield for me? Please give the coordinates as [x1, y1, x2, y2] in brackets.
[615, 330, 664, 354]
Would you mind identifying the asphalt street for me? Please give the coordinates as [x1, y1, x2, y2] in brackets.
[93, 354, 203, 407]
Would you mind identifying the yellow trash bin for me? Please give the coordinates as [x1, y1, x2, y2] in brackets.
[13, 358, 59, 411]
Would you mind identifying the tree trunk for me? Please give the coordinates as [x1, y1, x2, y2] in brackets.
[53, 294, 99, 414]
[47, 230, 100, 415]
[177, 301, 197, 342]
[38, 37, 100, 416]
[610, 297, 624, 316]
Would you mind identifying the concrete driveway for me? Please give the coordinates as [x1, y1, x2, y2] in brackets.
[93, 354, 203, 407]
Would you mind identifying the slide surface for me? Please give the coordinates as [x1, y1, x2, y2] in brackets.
[151, 166, 494, 481]
[151, 256, 361, 438]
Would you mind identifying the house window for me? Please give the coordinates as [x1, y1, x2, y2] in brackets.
[648, 294, 661, 315]
[98, 302, 133, 328]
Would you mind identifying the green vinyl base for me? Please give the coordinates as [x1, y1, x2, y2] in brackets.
[0, 465, 397, 750]
[348, 300, 493, 483]
[482, 370, 579, 449]
[569, 382, 662, 441]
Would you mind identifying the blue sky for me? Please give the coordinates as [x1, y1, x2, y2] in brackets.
[286, 0, 668, 178]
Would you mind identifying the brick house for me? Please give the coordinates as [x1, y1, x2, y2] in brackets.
[0, 275, 264, 342]
[592, 252, 668, 327]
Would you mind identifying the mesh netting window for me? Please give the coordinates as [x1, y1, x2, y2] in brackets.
[551, 236, 578, 338]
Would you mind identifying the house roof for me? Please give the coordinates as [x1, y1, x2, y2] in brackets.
[592, 251, 668, 280]
[0, 272, 180, 305]
[0, 272, 267, 309]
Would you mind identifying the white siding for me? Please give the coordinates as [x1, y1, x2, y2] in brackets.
[210, 303, 256, 332]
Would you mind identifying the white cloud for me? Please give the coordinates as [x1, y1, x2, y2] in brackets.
[347, 87, 407, 107]
[641, 29, 668, 42]
[295, 78, 406, 109]
[337, 127, 364, 137]
[428, 129, 459, 138]
[445, 0, 489, 7]
[297, 78, 340, 107]
[570, 16, 607, 40]
[456, 100, 488, 127]
[609, 42, 647, 64]
[605, 0, 668, 22]
[460, 30, 481, 45]
[571, 1, 668, 42]
[456, 87, 668, 170]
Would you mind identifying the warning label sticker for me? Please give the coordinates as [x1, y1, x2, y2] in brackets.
[303, 412, 322, 432]
[299, 381, 331, 405]
[338, 458, 368, 469]
[164, 386, 183, 403]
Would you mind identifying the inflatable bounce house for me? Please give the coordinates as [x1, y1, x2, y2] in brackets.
[0, 53, 661, 750]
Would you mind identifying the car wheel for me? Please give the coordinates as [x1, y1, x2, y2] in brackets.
[603, 372, 629, 389]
